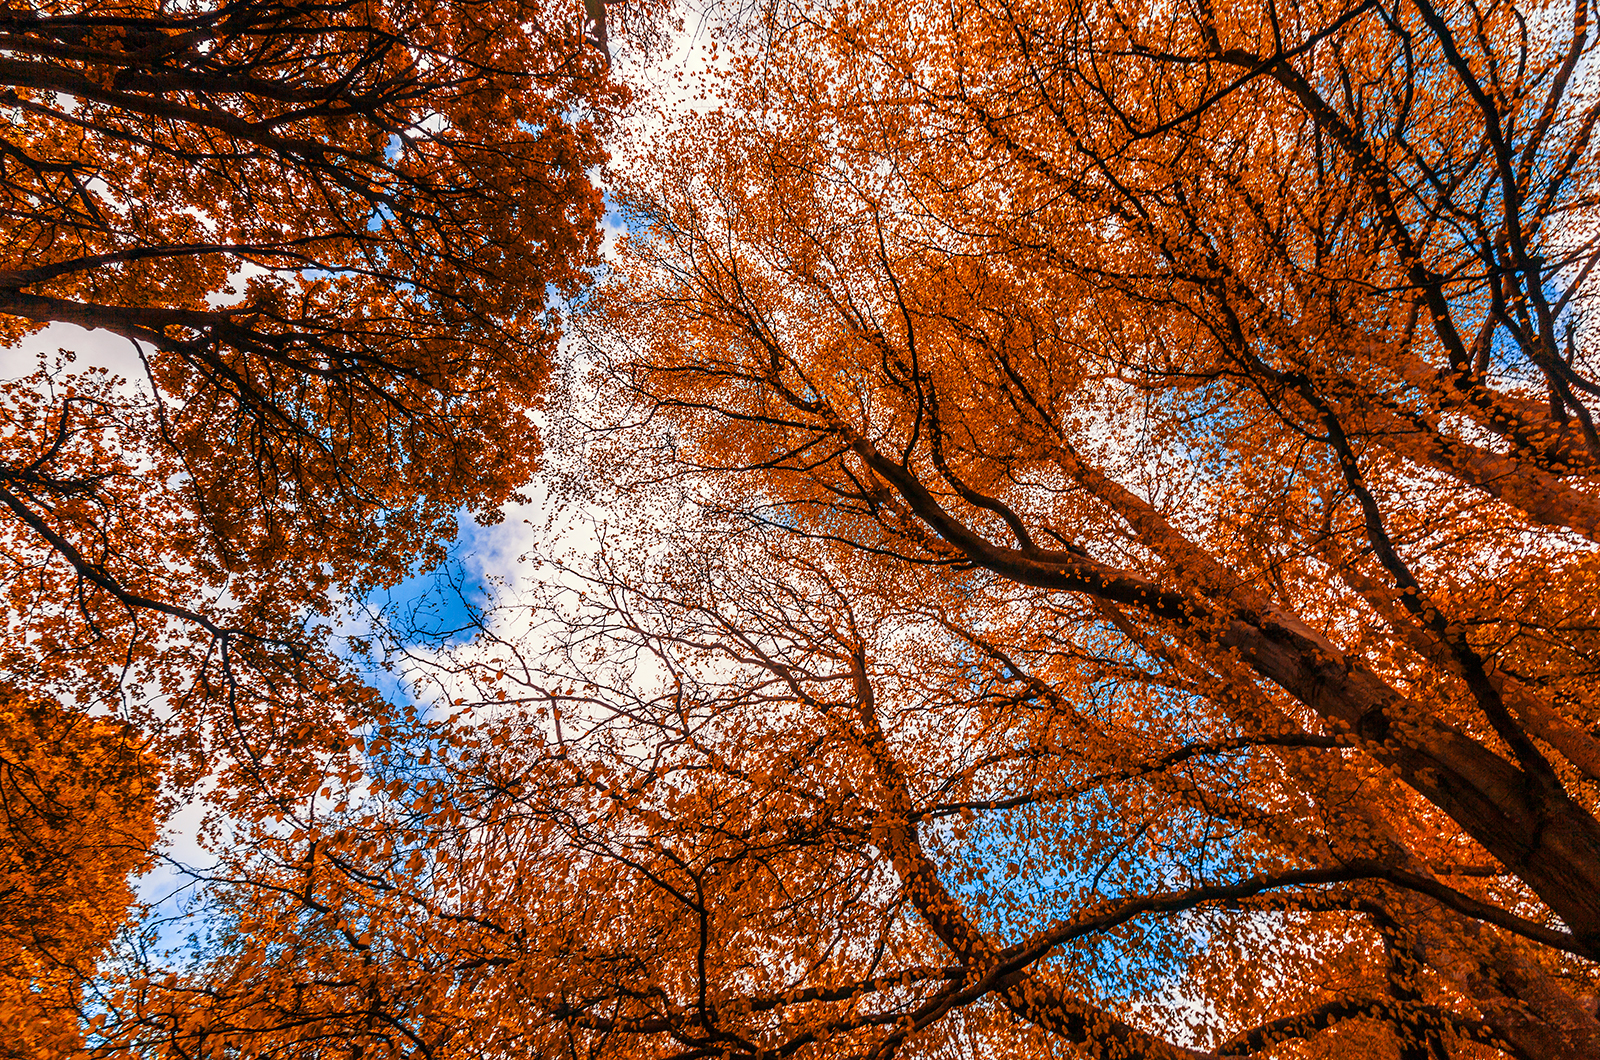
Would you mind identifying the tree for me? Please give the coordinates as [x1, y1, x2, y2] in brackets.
[0, 692, 158, 1060]
[0, 0, 633, 1045]
[0, 0, 625, 790]
[83, 0, 1600, 1056]
[582, 0, 1600, 1050]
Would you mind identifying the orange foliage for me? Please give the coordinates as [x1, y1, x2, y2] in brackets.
[0, 0, 629, 790]
[0, 0, 636, 1048]
[10, 0, 1600, 1056]
[0, 693, 158, 1060]
[579, 0, 1600, 1047]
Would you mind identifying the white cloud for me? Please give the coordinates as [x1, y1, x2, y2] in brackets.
[1, 322, 150, 390]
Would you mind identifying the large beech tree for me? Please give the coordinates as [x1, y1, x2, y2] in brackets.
[588, 0, 1600, 1050]
[0, 0, 628, 1041]
[81, 0, 1600, 1056]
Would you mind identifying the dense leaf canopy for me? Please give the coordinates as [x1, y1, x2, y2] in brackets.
[0, 694, 157, 1060]
[0, 0, 621, 792]
[7, 0, 1600, 1056]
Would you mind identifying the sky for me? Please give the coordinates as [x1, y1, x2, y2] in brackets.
[0, 321, 150, 388]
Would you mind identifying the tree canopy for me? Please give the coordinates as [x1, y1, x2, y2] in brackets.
[8, 0, 1600, 1055]
[0, 0, 627, 1044]
[571, 0, 1600, 1050]
[579, 0, 1600, 1050]
[0, 0, 622, 792]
